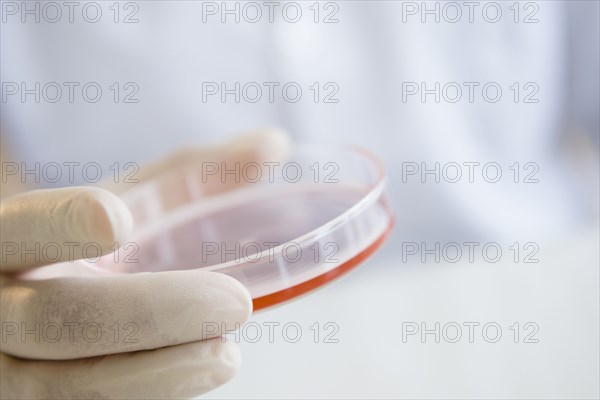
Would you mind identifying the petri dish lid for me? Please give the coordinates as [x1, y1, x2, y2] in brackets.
[93, 144, 394, 311]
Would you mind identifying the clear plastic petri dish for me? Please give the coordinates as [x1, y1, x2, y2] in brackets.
[93, 145, 394, 311]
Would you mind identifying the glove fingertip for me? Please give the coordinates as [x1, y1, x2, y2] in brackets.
[210, 338, 243, 387]
[72, 187, 134, 249]
[228, 126, 293, 163]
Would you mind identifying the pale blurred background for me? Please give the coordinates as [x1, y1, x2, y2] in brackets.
[1, 1, 599, 398]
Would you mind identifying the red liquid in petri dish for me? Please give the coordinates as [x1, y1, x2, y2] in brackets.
[99, 180, 393, 311]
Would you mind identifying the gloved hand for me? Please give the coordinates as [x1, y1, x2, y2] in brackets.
[0, 130, 291, 399]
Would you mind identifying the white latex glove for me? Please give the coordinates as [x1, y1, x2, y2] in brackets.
[0, 130, 291, 399]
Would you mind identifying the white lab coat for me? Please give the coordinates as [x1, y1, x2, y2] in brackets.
[2, 1, 597, 240]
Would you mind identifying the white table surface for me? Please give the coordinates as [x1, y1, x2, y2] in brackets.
[208, 226, 599, 399]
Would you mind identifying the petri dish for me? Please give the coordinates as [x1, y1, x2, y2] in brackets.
[92, 145, 394, 311]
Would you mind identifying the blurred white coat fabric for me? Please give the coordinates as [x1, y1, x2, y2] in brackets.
[2, 1, 598, 240]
